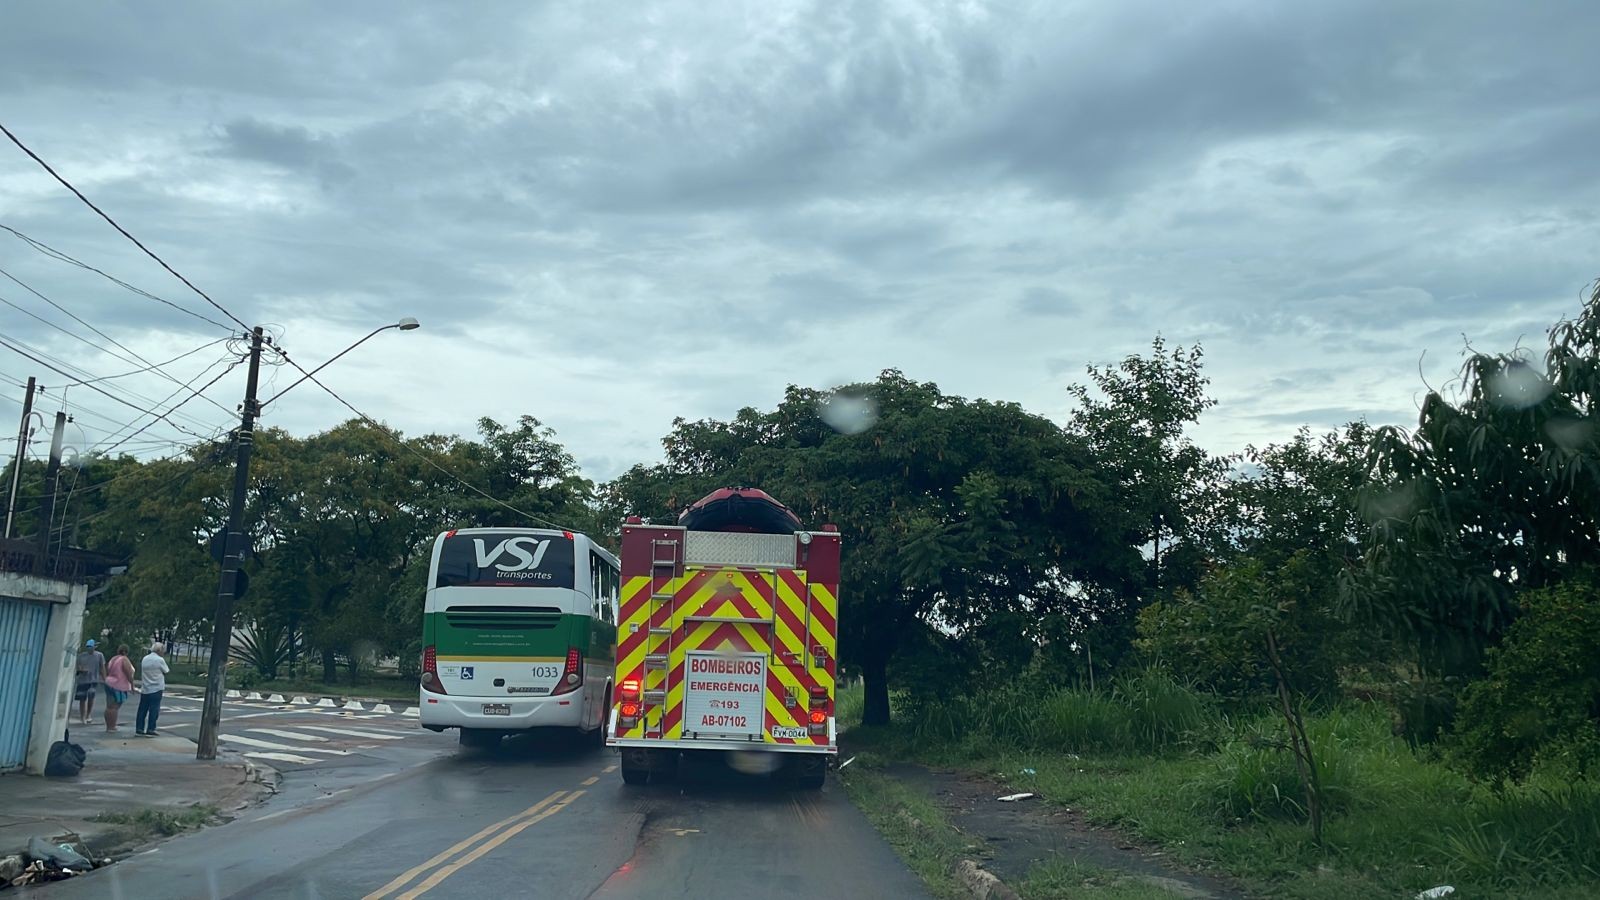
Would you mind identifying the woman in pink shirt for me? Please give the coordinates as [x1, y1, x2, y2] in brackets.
[103, 644, 136, 732]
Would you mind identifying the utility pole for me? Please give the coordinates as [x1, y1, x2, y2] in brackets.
[35, 411, 66, 568]
[197, 327, 266, 761]
[4, 376, 37, 539]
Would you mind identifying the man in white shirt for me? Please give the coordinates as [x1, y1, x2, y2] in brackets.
[136, 642, 170, 736]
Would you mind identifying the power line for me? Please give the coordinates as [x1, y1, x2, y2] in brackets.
[0, 334, 224, 441]
[271, 348, 572, 531]
[60, 338, 231, 387]
[0, 331, 230, 436]
[0, 121, 252, 332]
[0, 267, 238, 418]
[97, 356, 243, 456]
[0, 223, 233, 332]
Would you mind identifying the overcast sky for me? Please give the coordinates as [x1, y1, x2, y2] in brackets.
[2, 0, 1597, 482]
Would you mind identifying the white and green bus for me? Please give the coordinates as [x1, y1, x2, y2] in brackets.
[419, 528, 619, 749]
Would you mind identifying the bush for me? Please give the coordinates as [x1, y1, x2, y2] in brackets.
[1201, 716, 1357, 824]
[1452, 572, 1600, 783]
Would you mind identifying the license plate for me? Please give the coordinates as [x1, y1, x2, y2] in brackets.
[481, 703, 511, 716]
[771, 726, 807, 739]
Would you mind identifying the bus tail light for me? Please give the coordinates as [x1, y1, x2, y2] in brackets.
[551, 647, 583, 696]
[421, 646, 447, 695]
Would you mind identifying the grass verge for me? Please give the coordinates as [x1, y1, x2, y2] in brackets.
[1017, 860, 1202, 899]
[850, 681, 1600, 900]
[93, 805, 219, 837]
[836, 755, 974, 900]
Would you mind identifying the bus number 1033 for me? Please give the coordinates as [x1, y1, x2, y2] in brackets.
[531, 665, 561, 679]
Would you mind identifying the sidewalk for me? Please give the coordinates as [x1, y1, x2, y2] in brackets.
[0, 723, 273, 863]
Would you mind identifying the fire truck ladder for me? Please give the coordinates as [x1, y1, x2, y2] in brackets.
[643, 538, 679, 726]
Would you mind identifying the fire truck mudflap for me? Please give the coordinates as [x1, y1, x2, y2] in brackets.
[609, 488, 840, 789]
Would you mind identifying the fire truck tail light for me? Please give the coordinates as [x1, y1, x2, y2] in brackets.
[808, 709, 827, 725]
[619, 679, 640, 701]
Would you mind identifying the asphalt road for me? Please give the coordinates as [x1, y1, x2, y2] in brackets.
[29, 730, 928, 899]
[151, 689, 456, 780]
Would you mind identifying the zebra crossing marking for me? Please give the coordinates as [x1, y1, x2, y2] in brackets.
[220, 734, 353, 755]
[244, 751, 317, 765]
[292, 725, 407, 741]
[247, 728, 331, 742]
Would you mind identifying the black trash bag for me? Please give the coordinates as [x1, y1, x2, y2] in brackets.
[26, 836, 91, 870]
[44, 738, 86, 777]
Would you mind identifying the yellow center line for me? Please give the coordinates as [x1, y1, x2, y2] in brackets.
[361, 791, 565, 900]
[396, 791, 588, 899]
[581, 776, 599, 786]
[602, 764, 617, 773]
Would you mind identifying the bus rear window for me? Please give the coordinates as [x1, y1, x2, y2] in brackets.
[435, 533, 576, 588]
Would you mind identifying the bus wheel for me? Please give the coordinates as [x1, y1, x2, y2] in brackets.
[459, 729, 500, 751]
[791, 755, 826, 790]
[620, 749, 651, 785]
[591, 690, 610, 750]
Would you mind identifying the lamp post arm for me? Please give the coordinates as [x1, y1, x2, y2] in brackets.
[259, 325, 393, 408]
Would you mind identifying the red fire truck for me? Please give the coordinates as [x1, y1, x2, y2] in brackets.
[609, 488, 841, 788]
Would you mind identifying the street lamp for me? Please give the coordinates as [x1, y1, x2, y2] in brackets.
[260, 318, 421, 408]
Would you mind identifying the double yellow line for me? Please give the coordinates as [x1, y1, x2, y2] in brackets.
[363, 788, 587, 899]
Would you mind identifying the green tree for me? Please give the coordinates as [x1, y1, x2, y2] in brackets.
[1138, 553, 1338, 842]
[1063, 337, 1227, 667]
[1355, 285, 1600, 675]
[607, 371, 1132, 726]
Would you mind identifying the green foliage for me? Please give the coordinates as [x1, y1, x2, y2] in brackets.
[1436, 783, 1600, 891]
[1137, 555, 1342, 701]
[1354, 284, 1600, 674]
[903, 669, 1215, 756]
[1451, 572, 1600, 783]
[1065, 338, 1227, 656]
[607, 369, 1136, 725]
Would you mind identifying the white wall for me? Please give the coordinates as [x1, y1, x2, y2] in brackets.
[1, 572, 87, 774]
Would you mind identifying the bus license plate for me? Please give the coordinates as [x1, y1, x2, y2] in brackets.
[481, 704, 511, 716]
[771, 726, 807, 739]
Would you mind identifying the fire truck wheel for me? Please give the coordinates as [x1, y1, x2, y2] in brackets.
[620, 750, 652, 785]
[791, 755, 826, 790]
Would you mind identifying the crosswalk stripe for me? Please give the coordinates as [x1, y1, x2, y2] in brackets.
[220, 734, 352, 755]
[244, 751, 317, 764]
[291, 725, 408, 741]
[247, 728, 331, 742]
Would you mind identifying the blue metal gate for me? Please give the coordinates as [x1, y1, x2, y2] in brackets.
[0, 596, 52, 771]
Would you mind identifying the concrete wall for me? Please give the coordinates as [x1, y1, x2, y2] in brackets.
[0, 572, 87, 774]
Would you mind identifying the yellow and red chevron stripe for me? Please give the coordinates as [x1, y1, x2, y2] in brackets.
[614, 531, 838, 748]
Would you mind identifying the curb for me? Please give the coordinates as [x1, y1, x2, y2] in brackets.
[957, 860, 1020, 900]
[174, 688, 418, 714]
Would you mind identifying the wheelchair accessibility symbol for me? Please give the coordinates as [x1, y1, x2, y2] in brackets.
[461, 666, 475, 680]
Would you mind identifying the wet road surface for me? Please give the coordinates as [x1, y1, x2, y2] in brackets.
[30, 734, 927, 899]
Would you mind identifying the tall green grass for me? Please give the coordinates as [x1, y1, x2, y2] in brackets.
[905, 668, 1216, 756]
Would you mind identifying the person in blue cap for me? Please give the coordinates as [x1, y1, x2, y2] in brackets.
[75, 638, 106, 725]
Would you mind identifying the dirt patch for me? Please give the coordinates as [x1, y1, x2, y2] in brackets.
[884, 762, 1246, 899]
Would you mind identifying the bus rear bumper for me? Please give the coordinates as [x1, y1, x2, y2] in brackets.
[418, 694, 586, 731]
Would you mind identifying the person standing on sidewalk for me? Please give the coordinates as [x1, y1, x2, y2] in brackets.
[75, 639, 106, 725]
[103, 644, 136, 732]
[136, 642, 170, 736]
